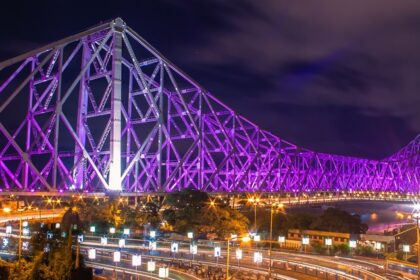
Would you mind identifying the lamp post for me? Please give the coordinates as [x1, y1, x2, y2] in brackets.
[413, 211, 420, 280]
[269, 202, 284, 279]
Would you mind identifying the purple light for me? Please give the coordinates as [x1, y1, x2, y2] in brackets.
[0, 18, 418, 195]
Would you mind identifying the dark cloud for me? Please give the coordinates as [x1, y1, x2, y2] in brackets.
[0, 0, 419, 159]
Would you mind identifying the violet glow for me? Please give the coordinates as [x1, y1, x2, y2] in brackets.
[0, 18, 418, 195]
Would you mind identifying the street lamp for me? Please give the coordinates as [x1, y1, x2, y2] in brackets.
[90, 226, 95, 234]
[325, 237, 333, 255]
[403, 244, 410, 261]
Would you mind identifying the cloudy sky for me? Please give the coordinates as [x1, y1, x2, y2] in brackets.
[1, 0, 419, 159]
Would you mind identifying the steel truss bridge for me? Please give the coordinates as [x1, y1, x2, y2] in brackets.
[0, 18, 419, 197]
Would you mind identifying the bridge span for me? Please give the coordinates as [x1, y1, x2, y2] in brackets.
[0, 18, 419, 196]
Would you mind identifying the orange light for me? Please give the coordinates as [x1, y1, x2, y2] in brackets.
[3, 207, 11, 213]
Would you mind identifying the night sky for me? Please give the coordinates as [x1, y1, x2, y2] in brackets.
[1, 0, 419, 160]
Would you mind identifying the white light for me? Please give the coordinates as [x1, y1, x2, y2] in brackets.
[159, 267, 169, 278]
[253, 252, 263, 263]
[190, 244, 198, 254]
[118, 239, 125, 248]
[90, 226, 95, 233]
[22, 241, 29, 251]
[302, 237, 310, 245]
[88, 248, 96, 260]
[55, 223, 60, 229]
[149, 241, 157, 250]
[22, 228, 30, 236]
[187, 232, 193, 239]
[101, 237, 108, 245]
[77, 235, 83, 243]
[22, 221, 28, 227]
[147, 261, 156, 272]
[132, 255, 141, 266]
[109, 227, 116, 234]
[5, 225, 12, 234]
[171, 242, 179, 253]
[325, 238, 332, 246]
[375, 242, 382, 250]
[349, 240, 357, 248]
[214, 246, 221, 257]
[150, 231, 156, 238]
[278, 236, 285, 243]
[113, 251, 121, 262]
[403, 244, 410, 253]
[123, 228, 130, 235]
[254, 235, 261, 242]
[236, 248, 243, 260]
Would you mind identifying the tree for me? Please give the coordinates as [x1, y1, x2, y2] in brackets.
[163, 189, 249, 238]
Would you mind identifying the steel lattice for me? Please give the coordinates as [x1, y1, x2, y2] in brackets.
[0, 18, 418, 194]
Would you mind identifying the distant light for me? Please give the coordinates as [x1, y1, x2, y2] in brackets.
[187, 232, 193, 239]
[171, 242, 179, 253]
[214, 246, 221, 257]
[278, 236, 285, 243]
[403, 244, 410, 253]
[302, 237, 310, 245]
[375, 242, 382, 250]
[109, 227, 116, 234]
[253, 252, 263, 263]
[123, 228, 130, 235]
[55, 223, 60, 229]
[230, 234, 237, 241]
[5, 225, 12, 234]
[118, 239, 125, 248]
[132, 255, 141, 266]
[150, 230, 156, 238]
[242, 236, 251, 243]
[190, 244, 198, 254]
[349, 240, 357, 248]
[159, 267, 169, 278]
[325, 238, 332, 246]
[254, 235, 261, 242]
[149, 241, 157, 250]
[22, 221, 28, 227]
[88, 248, 96, 259]
[236, 248, 243, 260]
[3, 207, 11, 213]
[113, 251, 121, 262]
[101, 237, 108, 245]
[90, 226, 95, 233]
[147, 261, 156, 272]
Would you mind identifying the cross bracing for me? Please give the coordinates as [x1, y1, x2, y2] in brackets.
[0, 18, 418, 194]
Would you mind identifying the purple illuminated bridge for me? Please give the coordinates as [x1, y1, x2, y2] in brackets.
[0, 18, 418, 197]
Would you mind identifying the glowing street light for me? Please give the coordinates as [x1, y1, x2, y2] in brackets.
[22, 221, 28, 227]
[113, 251, 121, 262]
[147, 261, 156, 272]
[253, 252, 263, 264]
[159, 267, 169, 278]
[55, 223, 60, 229]
[90, 226, 95, 233]
[242, 236, 251, 243]
[132, 254, 141, 266]
[171, 242, 179, 253]
[101, 236, 108, 245]
[88, 248, 96, 260]
[109, 227, 116, 234]
[187, 232, 193, 239]
[150, 230, 156, 238]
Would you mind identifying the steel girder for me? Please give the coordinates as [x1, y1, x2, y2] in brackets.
[0, 18, 418, 194]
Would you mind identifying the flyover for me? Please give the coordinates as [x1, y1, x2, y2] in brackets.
[0, 18, 418, 197]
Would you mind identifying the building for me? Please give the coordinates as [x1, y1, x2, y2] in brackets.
[287, 229, 353, 246]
